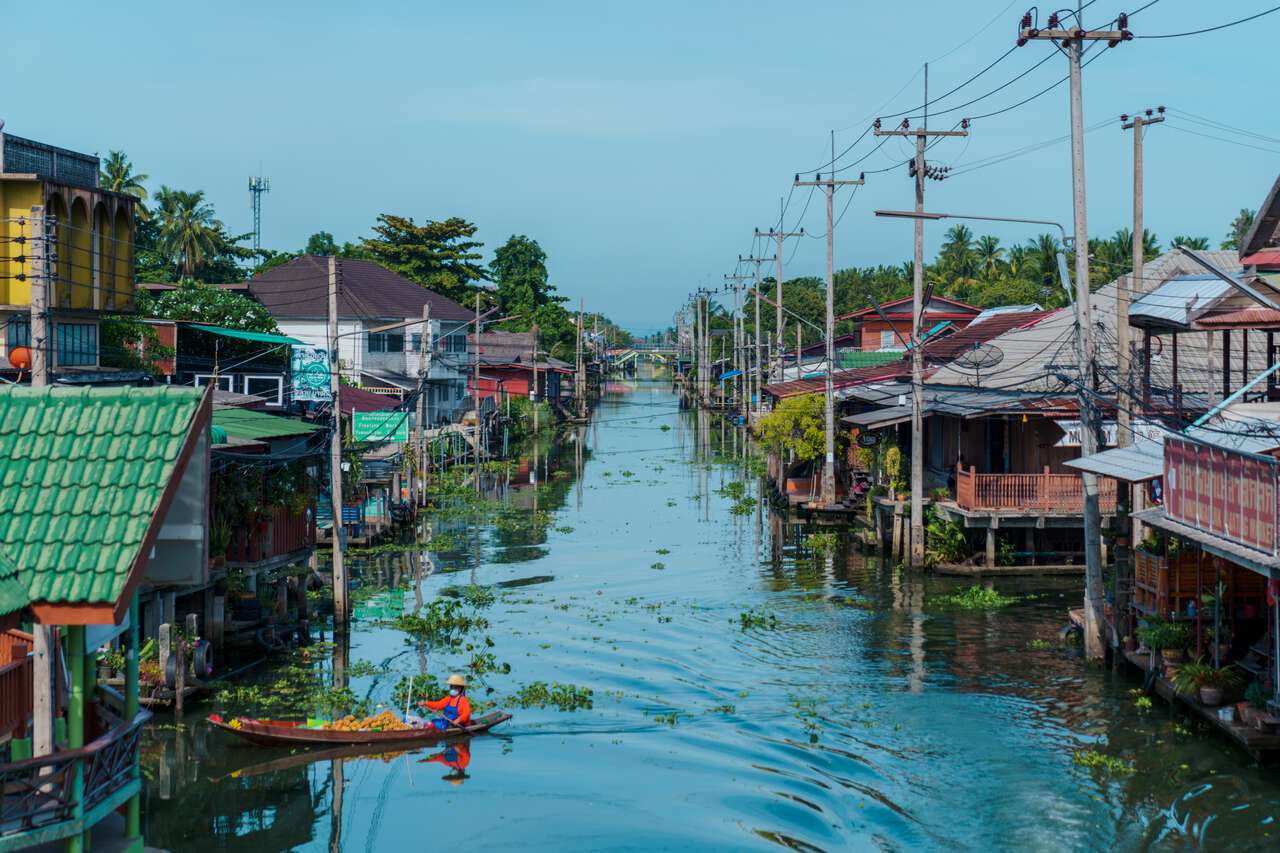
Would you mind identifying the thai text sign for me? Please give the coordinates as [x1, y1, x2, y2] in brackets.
[1054, 418, 1165, 448]
[352, 411, 409, 443]
[290, 346, 332, 402]
[1165, 436, 1277, 554]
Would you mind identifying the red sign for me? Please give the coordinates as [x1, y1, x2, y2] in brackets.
[1165, 436, 1277, 554]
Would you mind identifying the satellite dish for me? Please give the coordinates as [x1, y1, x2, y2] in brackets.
[952, 344, 1004, 384]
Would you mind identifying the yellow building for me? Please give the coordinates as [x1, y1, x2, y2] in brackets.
[0, 127, 135, 374]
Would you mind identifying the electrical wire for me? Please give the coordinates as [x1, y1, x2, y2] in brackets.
[1137, 5, 1280, 39]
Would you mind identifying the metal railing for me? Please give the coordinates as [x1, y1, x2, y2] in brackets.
[955, 463, 1117, 513]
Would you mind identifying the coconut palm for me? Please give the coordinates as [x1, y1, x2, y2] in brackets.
[1222, 209, 1256, 250]
[975, 235, 1004, 279]
[99, 150, 150, 221]
[1171, 235, 1210, 250]
[153, 187, 221, 278]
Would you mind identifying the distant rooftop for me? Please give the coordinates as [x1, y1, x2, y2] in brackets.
[0, 131, 100, 189]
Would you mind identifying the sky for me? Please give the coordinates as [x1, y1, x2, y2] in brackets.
[6, 1, 1278, 333]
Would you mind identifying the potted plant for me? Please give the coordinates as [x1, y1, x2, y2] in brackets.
[1238, 681, 1269, 727]
[1170, 658, 1209, 698]
[1197, 664, 1243, 707]
[1137, 619, 1188, 666]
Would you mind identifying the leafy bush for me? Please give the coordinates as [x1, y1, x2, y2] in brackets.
[755, 394, 830, 461]
[1136, 618, 1188, 651]
[925, 509, 969, 566]
[930, 585, 1017, 609]
[807, 532, 838, 555]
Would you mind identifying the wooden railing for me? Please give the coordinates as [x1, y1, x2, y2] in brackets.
[0, 707, 149, 842]
[227, 504, 315, 565]
[954, 464, 1117, 513]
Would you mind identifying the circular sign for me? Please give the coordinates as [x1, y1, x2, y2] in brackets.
[856, 431, 880, 448]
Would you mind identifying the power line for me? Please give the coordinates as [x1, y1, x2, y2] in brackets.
[1137, 5, 1280, 39]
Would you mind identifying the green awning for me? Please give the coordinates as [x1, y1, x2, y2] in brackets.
[213, 407, 322, 440]
[188, 324, 306, 346]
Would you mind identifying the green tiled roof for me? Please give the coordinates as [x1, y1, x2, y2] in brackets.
[836, 349, 904, 369]
[212, 408, 321, 441]
[0, 548, 27, 616]
[0, 386, 204, 606]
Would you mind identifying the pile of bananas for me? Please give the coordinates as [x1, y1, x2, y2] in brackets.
[323, 710, 410, 732]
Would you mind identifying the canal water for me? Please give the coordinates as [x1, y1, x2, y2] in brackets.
[142, 380, 1280, 851]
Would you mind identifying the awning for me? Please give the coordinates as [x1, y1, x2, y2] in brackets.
[842, 406, 913, 430]
[188, 324, 306, 346]
[1063, 440, 1163, 483]
[718, 369, 743, 382]
[213, 407, 322, 440]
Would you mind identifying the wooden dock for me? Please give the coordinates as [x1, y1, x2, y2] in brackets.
[1121, 648, 1280, 762]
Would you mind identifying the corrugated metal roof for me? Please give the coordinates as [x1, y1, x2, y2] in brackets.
[1241, 249, 1280, 268]
[764, 361, 908, 399]
[921, 311, 1048, 362]
[1129, 273, 1238, 329]
[1195, 307, 1280, 328]
[213, 407, 322, 440]
[1063, 440, 1163, 482]
[0, 386, 205, 607]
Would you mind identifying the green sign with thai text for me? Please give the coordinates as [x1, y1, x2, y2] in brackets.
[352, 411, 409, 443]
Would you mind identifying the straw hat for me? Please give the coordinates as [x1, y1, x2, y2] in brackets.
[446, 673, 467, 688]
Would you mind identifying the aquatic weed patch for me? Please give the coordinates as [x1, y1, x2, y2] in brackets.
[392, 599, 489, 645]
[806, 532, 838, 554]
[510, 681, 594, 711]
[730, 497, 758, 515]
[930, 585, 1018, 609]
[737, 608, 780, 630]
[1072, 749, 1135, 777]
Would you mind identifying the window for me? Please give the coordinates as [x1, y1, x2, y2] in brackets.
[6, 316, 30, 349]
[244, 375, 284, 407]
[880, 330, 894, 350]
[56, 323, 97, 367]
[440, 333, 467, 354]
[366, 333, 404, 354]
[195, 374, 234, 392]
[410, 333, 425, 352]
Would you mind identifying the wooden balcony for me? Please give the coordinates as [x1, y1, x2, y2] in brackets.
[226, 504, 315, 567]
[955, 464, 1117, 514]
[0, 700, 148, 850]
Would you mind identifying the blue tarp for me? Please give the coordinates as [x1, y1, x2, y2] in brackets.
[718, 369, 743, 383]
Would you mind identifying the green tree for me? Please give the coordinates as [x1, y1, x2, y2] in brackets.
[1222, 208, 1256, 251]
[305, 231, 339, 256]
[491, 235, 559, 318]
[975, 235, 1004, 280]
[139, 280, 279, 333]
[756, 393, 829, 461]
[360, 214, 487, 302]
[153, 187, 221, 277]
[99, 151, 150, 221]
[1171, 235, 1210, 250]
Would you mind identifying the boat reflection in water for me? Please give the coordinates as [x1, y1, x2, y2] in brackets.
[420, 738, 471, 785]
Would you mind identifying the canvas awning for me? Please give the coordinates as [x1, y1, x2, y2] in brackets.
[188, 323, 306, 346]
[1063, 440, 1164, 483]
[213, 407, 322, 440]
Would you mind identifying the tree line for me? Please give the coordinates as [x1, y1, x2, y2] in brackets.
[99, 151, 630, 362]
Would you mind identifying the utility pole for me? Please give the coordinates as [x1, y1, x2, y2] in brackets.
[874, 115, 967, 563]
[755, 206, 804, 381]
[531, 324, 540, 435]
[1019, 5, 1131, 661]
[576, 299, 586, 419]
[328, 256, 348, 631]
[795, 139, 864, 506]
[1119, 106, 1162, 447]
[742, 254, 776, 418]
[415, 303, 431, 510]
[725, 273, 752, 419]
[474, 291, 482, 495]
[28, 205, 54, 759]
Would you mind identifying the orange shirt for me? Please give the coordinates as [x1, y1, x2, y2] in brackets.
[423, 693, 472, 727]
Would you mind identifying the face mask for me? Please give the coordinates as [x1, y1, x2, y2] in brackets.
[449, 687, 462, 696]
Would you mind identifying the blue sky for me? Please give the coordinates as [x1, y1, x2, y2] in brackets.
[6, 1, 1277, 332]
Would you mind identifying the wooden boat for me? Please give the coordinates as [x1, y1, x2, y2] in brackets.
[207, 710, 511, 746]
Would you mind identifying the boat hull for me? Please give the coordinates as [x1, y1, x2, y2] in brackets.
[208, 711, 511, 746]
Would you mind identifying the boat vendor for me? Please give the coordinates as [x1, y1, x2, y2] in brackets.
[419, 674, 472, 730]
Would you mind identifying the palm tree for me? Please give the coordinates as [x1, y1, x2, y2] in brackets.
[1028, 233, 1065, 304]
[975, 235, 1004, 279]
[153, 187, 221, 278]
[99, 150, 150, 221]
[1222, 208, 1256, 250]
[1007, 244, 1028, 278]
[1171, 235, 1210, 250]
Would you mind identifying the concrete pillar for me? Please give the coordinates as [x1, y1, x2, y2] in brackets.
[985, 527, 996, 568]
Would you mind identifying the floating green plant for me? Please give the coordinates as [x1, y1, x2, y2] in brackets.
[738, 608, 780, 630]
[930, 585, 1017, 609]
[510, 681, 594, 711]
[1072, 749, 1135, 776]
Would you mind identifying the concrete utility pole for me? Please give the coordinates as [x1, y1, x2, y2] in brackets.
[415, 302, 431, 509]
[531, 324, 540, 435]
[755, 208, 804, 381]
[576, 300, 587, 419]
[474, 291, 482, 495]
[1119, 106, 1163, 448]
[328, 257, 348, 631]
[1019, 5, 1131, 661]
[874, 118, 967, 564]
[725, 273, 752, 419]
[28, 205, 55, 759]
[742, 254, 776, 418]
[795, 144, 864, 506]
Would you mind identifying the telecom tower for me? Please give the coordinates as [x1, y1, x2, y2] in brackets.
[248, 175, 270, 250]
